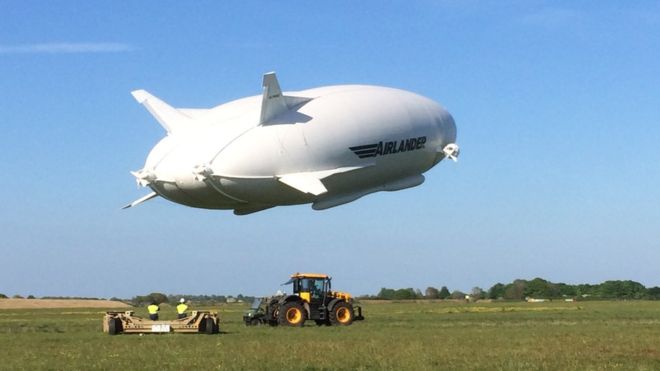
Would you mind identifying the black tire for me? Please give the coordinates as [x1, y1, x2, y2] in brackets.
[108, 317, 121, 335]
[329, 302, 354, 326]
[250, 318, 262, 326]
[205, 318, 216, 334]
[278, 302, 306, 327]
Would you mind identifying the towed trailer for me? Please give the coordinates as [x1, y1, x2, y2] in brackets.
[103, 310, 220, 335]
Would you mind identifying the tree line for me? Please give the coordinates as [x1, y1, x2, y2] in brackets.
[130, 293, 258, 306]
[3, 278, 659, 303]
[0, 293, 257, 305]
[368, 278, 660, 301]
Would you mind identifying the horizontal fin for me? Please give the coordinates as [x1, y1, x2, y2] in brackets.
[277, 166, 370, 196]
[131, 90, 193, 134]
[278, 174, 327, 196]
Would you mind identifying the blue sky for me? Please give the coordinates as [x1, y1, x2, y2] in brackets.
[1, 1, 659, 298]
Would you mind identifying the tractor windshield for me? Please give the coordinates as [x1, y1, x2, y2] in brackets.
[296, 278, 326, 299]
[250, 298, 262, 309]
[311, 279, 325, 298]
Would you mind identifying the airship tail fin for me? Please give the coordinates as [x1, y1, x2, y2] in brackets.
[260, 72, 312, 125]
[131, 90, 193, 134]
[276, 166, 370, 196]
[278, 173, 328, 196]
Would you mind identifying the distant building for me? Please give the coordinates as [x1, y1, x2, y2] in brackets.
[526, 298, 547, 303]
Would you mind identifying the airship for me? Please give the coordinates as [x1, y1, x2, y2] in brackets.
[126, 72, 458, 215]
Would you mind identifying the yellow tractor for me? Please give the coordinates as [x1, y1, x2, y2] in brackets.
[244, 272, 364, 327]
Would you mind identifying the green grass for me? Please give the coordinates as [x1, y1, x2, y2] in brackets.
[1, 301, 659, 370]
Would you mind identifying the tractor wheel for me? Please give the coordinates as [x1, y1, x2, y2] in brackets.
[108, 317, 121, 335]
[250, 318, 262, 326]
[278, 302, 306, 327]
[205, 318, 216, 334]
[329, 302, 354, 326]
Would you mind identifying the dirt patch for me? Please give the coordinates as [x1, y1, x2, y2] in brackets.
[0, 298, 131, 309]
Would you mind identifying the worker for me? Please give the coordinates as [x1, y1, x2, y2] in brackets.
[147, 301, 160, 321]
[176, 298, 188, 319]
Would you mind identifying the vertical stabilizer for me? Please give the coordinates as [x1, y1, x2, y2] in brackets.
[259, 72, 312, 125]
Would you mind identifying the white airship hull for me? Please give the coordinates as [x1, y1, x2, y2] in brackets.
[127, 73, 458, 214]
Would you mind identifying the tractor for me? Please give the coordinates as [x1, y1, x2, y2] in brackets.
[244, 273, 364, 327]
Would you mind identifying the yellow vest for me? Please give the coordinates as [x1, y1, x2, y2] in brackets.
[176, 303, 188, 314]
[147, 304, 159, 314]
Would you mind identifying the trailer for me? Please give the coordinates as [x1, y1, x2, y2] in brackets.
[103, 310, 220, 335]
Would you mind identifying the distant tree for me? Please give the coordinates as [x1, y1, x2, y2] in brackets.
[132, 295, 148, 305]
[488, 283, 505, 299]
[375, 288, 421, 300]
[12, 294, 24, 299]
[133, 292, 169, 305]
[425, 287, 439, 299]
[598, 280, 646, 299]
[0, 293, 7, 299]
[149, 292, 169, 304]
[504, 280, 527, 300]
[393, 288, 418, 300]
[576, 284, 597, 298]
[449, 290, 466, 300]
[470, 287, 486, 300]
[377, 288, 396, 300]
[646, 287, 660, 300]
[524, 278, 561, 299]
[438, 286, 451, 299]
[556, 283, 577, 297]
[27, 295, 35, 299]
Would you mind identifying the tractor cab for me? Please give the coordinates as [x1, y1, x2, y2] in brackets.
[286, 273, 331, 304]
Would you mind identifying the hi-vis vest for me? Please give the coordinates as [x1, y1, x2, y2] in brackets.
[147, 304, 159, 314]
[177, 303, 188, 314]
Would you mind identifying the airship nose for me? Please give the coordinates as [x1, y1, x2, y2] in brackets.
[431, 109, 458, 163]
[441, 111, 457, 144]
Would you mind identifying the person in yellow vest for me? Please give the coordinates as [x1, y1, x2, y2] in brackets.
[176, 298, 189, 319]
[147, 301, 160, 321]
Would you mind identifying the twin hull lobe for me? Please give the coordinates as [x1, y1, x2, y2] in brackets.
[139, 84, 457, 212]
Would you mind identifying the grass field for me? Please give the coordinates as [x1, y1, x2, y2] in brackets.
[1, 300, 659, 370]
